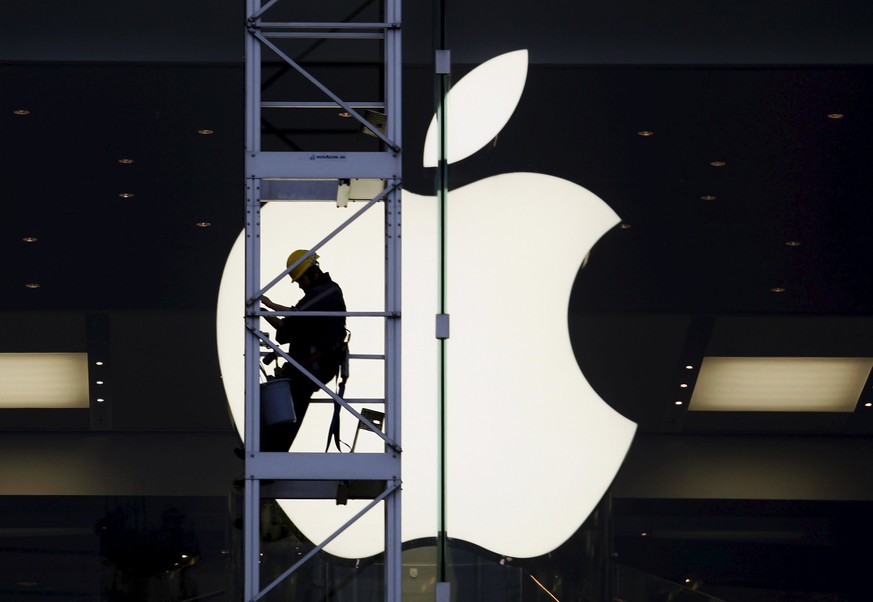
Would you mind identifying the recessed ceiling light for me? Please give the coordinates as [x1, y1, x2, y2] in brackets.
[785, 240, 801, 247]
[709, 160, 726, 167]
[680, 383, 688, 388]
[866, 402, 872, 408]
[96, 398, 105, 403]
[770, 287, 786, 293]
[338, 112, 352, 118]
[700, 195, 717, 201]
[619, 223, 632, 229]
[21, 236, 38, 243]
[95, 361, 104, 366]
[674, 400, 683, 406]
[25, 283, 40, 289]
[118, 158, 134, 164]
[118, 192, 135, 199]
[827, 113, 844, 120]
[197, 129, 215, 135]
[637, 130, 654, 137]
[195, 221, 212, 228]
[13, 109, 30, 116]
[685, 365, 694, 370]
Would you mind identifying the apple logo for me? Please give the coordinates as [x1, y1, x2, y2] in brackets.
[216, 49, 637, 559]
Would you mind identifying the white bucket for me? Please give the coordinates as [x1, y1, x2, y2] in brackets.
[260, 378, 296, 426]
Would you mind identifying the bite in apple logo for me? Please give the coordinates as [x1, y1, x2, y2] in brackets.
[216, 49, 637, 559]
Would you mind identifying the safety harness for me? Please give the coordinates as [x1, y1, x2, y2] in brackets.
[325, 332, 350, 452]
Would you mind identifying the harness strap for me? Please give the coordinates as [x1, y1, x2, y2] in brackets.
[325, 335, 350, 452]
[325, 377, 346, 452]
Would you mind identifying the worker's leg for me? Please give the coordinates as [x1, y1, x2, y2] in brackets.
[262, 361, 339, 451]
[284, 377, 315, 448]
[261, 421, 294, 452]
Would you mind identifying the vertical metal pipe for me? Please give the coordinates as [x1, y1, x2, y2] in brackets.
[434, 0, 450, 589]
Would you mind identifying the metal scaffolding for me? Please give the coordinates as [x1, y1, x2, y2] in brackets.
[243, 1, 402, 599]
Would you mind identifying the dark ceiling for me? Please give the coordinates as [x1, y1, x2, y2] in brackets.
[3, 1, 873, 600]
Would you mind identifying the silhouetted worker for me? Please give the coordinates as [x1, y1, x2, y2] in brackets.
[260, 249, 347, 451]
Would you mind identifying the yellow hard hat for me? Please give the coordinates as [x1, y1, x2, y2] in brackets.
[286, 249, 318, 282]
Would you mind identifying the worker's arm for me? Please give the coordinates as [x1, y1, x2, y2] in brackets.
[260, 295, 292, 330]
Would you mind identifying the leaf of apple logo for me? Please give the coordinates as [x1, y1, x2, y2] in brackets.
[422, 49, 529, 167]
[216, 50, 637, 560]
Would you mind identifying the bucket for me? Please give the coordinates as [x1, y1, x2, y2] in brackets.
[260, 378, 296, 427]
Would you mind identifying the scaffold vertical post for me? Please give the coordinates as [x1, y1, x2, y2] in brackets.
[243, 0, 402, 600]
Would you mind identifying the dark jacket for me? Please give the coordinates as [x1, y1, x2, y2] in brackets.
[275, 272, 346, 383]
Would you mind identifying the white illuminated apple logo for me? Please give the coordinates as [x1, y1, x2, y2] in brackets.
[216, 49, 636, 559]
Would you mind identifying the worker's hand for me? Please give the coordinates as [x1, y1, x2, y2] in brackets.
[260, 295, 284, 330]
[260, 295, 291, 312]
[261, 295, 284, 310]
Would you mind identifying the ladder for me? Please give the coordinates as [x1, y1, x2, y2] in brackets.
[242, 1, 402, 599]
